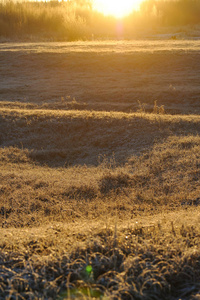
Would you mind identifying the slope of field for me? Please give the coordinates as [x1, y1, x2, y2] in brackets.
[0, 104, 200, 299]
[1, 106, 200, 166]
[1, 105, 200, 223]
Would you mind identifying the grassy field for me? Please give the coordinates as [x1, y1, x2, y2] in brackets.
[1, 41, 200, 114]
[0, 42, 200, 299]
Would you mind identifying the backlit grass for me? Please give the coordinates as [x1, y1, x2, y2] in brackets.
[1, 0, 200, 41]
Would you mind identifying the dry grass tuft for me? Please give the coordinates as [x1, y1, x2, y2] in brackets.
[0, 146, 32, 164]
[0, 209, 200, 299]
[99, 172, 131, 194]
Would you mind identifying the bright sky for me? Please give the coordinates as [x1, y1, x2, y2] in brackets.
[93, 0, 143, 18]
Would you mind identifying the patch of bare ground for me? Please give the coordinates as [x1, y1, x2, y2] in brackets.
[0, 105, 200, 299]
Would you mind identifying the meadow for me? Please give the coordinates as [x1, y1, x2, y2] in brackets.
[0, 42, 200, 299]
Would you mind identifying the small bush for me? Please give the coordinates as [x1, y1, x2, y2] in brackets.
[99, 172, 131, 194]
[62, 185, 97, 200]
[0, 147, 32, 164]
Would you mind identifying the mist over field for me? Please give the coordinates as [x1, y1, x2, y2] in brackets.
[0, 7, 200, 299]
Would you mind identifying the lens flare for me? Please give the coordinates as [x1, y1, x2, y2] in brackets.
[86, 265, 93, 274]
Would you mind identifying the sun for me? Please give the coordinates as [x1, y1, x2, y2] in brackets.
[93, 0, 143, 18]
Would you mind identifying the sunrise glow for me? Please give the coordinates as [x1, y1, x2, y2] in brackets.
[94, 0, 143, 18]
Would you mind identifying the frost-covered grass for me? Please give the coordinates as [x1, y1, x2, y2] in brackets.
[0, 104, 200, 299]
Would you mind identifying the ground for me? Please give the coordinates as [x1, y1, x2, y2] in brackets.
[0, 40, 200, 299]
[1, 40, 200, 114]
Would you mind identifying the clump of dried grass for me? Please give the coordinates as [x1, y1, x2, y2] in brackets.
[127, 135, 200, 204]
[0, 216, 200, 299]
[0, 147, 32, 164]
[99, 171, 131, 194]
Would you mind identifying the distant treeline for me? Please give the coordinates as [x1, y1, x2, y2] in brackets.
[140, 0, 200, 26]
[0, 0, 95, 40]
[0, 0, 200, 40]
